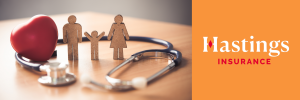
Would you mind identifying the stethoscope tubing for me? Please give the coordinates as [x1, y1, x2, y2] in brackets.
[57, 36, 173, 50]
[15, 36, 181, 72]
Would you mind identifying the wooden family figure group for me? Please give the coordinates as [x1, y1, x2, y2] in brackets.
[63, 14, 129, 60]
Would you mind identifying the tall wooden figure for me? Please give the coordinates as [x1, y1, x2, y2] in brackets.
[63, 15, 82, 60]
[108, 15, 130, 60]
[84, 31, 105, 60]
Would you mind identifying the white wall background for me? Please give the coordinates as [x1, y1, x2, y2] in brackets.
[0, 0, 191, 25]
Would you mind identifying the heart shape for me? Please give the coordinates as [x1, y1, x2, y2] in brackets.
[10, 15, 58, 61]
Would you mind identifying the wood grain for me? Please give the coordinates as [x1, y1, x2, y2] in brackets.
[0, 12, 191, 100]
[84, 31, 105, 60]
[108, 15, 130, 60]
[63, 15, 82, 60]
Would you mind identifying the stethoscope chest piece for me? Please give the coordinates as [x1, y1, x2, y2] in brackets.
[38, 62, 76, 86]
[38, 73, 76, 86]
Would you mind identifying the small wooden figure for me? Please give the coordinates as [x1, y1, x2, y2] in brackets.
[84, 31, 105, 60]
[108, 14, 130, 60]
[63, 15, 82, 60]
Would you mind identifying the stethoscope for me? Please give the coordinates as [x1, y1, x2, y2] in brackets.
[15, 36, 182, 90]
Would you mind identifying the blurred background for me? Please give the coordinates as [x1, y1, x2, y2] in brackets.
[0, 0, 191, 25]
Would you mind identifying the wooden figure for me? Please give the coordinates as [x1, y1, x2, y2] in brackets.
[63, 15, 82, 60]
[84, 31, 105, 60]
[107, 14, 130, 60]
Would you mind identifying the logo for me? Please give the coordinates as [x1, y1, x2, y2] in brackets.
[203, 36, 289, 64]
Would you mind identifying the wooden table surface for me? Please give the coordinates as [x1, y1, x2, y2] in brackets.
[0, 12, 191, 100]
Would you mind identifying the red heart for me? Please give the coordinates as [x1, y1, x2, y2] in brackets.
[10, 15, 58, 61]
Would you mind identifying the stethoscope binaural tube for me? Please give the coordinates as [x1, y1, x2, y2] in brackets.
[81, 49, 182, 91]
[132, 49, 182, 66]
[78, 36, 182, 91]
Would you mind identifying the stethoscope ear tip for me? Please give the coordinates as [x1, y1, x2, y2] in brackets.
[132, 77, 147, 89]
[80, 74, 92, 84]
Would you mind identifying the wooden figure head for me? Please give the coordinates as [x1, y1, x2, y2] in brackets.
[68, 15, 76, 24]
[91, 31, 98, 37]
[114, 15, 123, 24]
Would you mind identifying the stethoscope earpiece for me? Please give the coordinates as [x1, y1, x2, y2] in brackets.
[131, 77, 147, 89]
[80, 74, 147, 90]
[80, 74, 92, 85]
